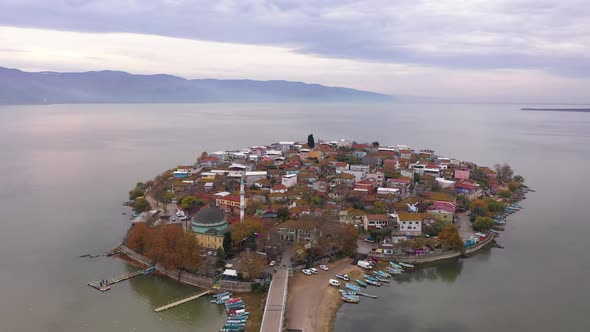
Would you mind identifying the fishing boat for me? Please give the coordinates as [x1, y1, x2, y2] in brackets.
[340, 294, 360, 303]
[398, 262, 414, 268]
[213, 291, 232, 298]
[226, 297, 242, 303]
[389, 262, 404, 271]
[355, 279, 368, 287]
[364, 278, 381, 286]
[345, 283, 362, 292]
[375, 276, 389, 283]
[364, 274, 377, 281]
[374, 270, 391, 278]
[386, 267, 403, 274]
[489, 229, 500, 235]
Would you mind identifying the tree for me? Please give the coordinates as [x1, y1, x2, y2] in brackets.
[494, 163, 514, 184]
[456, 195, 470, 212]
[336, 224, 359, 255]
[179, 196, 203, 212]
[470, 205, 489, 222]
[307, 134, 315, 149]
[513, 175, 525, 183]
[438, 224, 464, 250]
[239, 252, 266, 280]
[372, 141, 380, 147]
[129, 187, 145, 201]
[413, 172, 421, 183]
[132, 197, 151, 213]
[179, 231, 203, 272]
[277, 207, 290, 221]
[310, 195, 324, 207]
[231, 218, 264, 246]
[222, 231, 232, 258]
[508, 182, 522, 192]
[127, 222, 151, 254]
[473, 216, 494, 231]
[498, 190, 512, 199]
[423, 220, 447, 236]
[431, 181, 442, 192]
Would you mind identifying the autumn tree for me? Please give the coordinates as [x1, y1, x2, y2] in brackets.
[179, 231, 203, 272]
[179, 196, 203, 212]
[336, 223, 359, 255]
[239, 252, 266, 280]
[456, 195, 470, 212]
[127, 222, 151, 254]
[438, 224, 464, 251]
[231, 218, 264, 244]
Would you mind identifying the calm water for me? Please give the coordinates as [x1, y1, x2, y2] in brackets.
[0, 103, 589, 332]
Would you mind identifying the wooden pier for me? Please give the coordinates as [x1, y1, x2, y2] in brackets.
[88, 266, 155, 292]
[154, 290, 211, 312]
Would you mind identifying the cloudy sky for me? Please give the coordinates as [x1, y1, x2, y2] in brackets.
[0, 0, 589, 102]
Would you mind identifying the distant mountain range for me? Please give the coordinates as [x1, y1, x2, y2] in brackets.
[0, 67, 393, 104]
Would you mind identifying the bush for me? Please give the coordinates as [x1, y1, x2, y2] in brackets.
[498, 190, 512, 199]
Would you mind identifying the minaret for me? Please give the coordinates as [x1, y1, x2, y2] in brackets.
[240, 174, 245, 223]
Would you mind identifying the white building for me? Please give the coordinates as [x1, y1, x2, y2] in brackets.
[281, 173, 298, 188]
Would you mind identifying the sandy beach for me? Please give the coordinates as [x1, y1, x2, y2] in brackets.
[285, 258, 363, 332]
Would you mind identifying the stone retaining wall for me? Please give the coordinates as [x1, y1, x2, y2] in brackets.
[120, 245, 252, 292]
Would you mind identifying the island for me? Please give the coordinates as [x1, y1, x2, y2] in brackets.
[117, 135, 528, 332]
[521, 108, 590, 112]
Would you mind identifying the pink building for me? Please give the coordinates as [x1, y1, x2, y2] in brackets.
[454, 168, 470, 180]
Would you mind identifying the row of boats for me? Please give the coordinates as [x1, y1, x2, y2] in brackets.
[210, 291, 250, 332]
[493, 203, 523, 225]
[339, 261, 413, 303]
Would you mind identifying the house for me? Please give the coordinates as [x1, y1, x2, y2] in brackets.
[340, 169, 366, 182]
[312, 180, 328, 193]
[270, 184, 288, 194]
[365, 214, 390, 231]
[399, 149, 413, 160]
[366, 171, 385, 187]
[281, 173, 298, 188]
[396, 212, 422, 235]
[454, 167, 470, 180]
[215, 195, 243, 216]
[334, 172, 356, 187]
[245, 171, 267, 186]
[386, 177, 412, 199]
[173, 169, 189, 178]
[335, 162, 349, 172]
[436, 177, 456, 188]
[383, 159, 399, 170]
[299, 148, 310, 160]
[277, 219, 318, 244]
[338, 208, 368, 228]
[355, 179, 376, 193]
[426, 201, 456, 223]
[455, 180, 483, 200]
[199, 156, 221, 168]
[362, 155, 381, 167]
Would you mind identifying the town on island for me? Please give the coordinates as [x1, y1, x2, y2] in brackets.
[98, 135, 529, 332]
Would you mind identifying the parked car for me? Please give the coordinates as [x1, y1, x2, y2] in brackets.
[269, 261, 276, 267]
[336, 273, 350, 281]
[475, 232, 487, 238]
[309, 268, 318, 274]
[302, 269, 312, 276]
[328, 279, 341, 287]
[319, 265, 329, 271]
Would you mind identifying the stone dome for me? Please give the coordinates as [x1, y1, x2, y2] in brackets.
[192, 207, 226, 226]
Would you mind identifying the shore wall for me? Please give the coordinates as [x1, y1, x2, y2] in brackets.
[120, 245, 252, 292]
[368, 234, 495, 264]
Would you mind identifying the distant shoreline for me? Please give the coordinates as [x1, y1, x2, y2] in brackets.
[522, 108, 590, 113]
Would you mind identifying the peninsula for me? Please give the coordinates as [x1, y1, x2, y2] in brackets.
[119, 135, 527, 332]
[521, 107, 590, 112]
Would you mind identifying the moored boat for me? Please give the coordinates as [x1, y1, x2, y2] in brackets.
[355, 279, 367, 287]
[398, 262, 414, 268]
[364, 278, 381, 286]
[345, 283, 362, 292]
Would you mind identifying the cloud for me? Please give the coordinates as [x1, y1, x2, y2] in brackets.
[1, 26, 589, 103]
[0, 0, 589, 76]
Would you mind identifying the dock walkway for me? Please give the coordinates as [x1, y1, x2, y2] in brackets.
[88, 266, 155, 292]
[154, 290, 211, 312]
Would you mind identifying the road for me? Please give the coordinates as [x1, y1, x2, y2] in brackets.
[456, 211, 476, 240]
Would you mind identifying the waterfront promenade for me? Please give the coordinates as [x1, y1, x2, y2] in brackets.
[260, 267, 289, 332]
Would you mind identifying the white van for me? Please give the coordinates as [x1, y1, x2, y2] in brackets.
[329, 279, 341, 287]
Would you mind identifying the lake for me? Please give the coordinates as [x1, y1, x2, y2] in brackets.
[0, 103, 588, 332]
